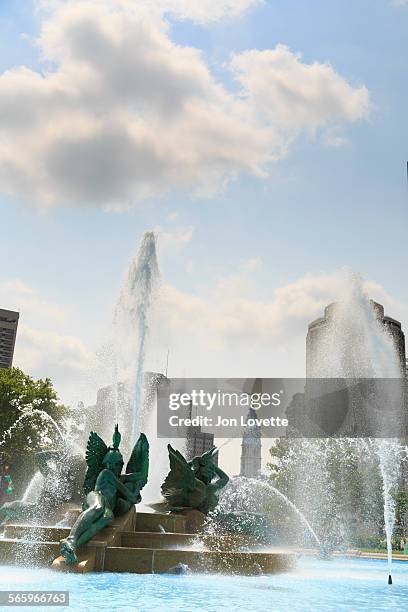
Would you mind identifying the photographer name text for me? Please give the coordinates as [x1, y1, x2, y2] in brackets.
[168, 415, 288, 428]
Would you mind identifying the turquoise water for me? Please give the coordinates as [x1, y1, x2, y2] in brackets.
[1, 557, 407, 611]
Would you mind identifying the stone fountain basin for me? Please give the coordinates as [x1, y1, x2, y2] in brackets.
[0, 509, 296, 575]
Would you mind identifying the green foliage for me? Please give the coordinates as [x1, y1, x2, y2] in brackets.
[268, 438, 295, 494]
[350, 533, 406, 551]
[394, 490, 408, 527]
[350, 534, 385, 550]
[267, 438, 392, 546]
[0, 367, 65, 422]
[0, 367, 69, 494]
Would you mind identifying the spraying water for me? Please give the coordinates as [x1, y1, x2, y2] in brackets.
[108, 231, 185, 496]
[310, 274, 400, 379]
[306, 272, 403, 582]
[0, 409, 64, 449]
[141, 373, 186, 503]
[21, 472, 45, 504]
[377, 440, 401, 585]
[258, 480, 321, 548]
[217, 476, 321, 548]
[112, 232, 159, 447]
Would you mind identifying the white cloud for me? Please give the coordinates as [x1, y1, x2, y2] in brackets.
[364, 279, 408, 321]
[321, 126, 350, 148]
[37, 0, 262, 23]
[0, 279, 69, 324]
[154, 270, 347, 350]
[0, 1, 369, 209]
[156, 226, 194, 251]
[143, 0, 263, 23]
[230, 45, 369, 136]
[0, 279, 94, 402]
[145, 268, 344, 379]
[4, 271, 405, 403]
[148, 268, 408, 379]
[15, 324, 94, 380]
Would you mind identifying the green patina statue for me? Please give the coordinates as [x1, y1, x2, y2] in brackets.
[60, 425, 149, 565]
[160, 445, 229, 513]
[159, 446, 272, 542]
[0, 449, 85, 526]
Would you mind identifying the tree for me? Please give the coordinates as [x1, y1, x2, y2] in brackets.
[0, 368, 69, 495]
[267, 437, 386, 548]
[394, 490, 408, 537]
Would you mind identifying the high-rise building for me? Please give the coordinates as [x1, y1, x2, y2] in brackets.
[185, 402, 216, 463]
[0, 309, 19, 369]
[297, 300, 408, 437]
[83, 372, 166, 454]
[240, 408, 262, 479]
[307, 301, 406, 377]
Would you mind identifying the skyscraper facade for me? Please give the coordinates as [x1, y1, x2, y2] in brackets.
[240, 407, 262, 479]
[0, 309, 19, 369]
[185, 401, 217, 464]
[307, 300, 406, 377]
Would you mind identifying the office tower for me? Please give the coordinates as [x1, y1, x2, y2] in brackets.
[0, 309, 19, 369]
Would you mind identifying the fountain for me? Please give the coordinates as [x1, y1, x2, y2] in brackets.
[0, 241, 406, 588]
[377, 440, 401, 584]
[214, 476, 321, 549]
[0, 232, 295, 576]
[0, 429, 296, 575]
[0, 404, 86, 530]
[109, 232, 184, 496]
[0, 408, 65, 449]
[269, 272, 407, 582]
[314, 275, 405, 583]
[112, 231, 159, 450]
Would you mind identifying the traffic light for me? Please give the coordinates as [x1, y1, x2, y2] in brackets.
[4, 474, 13, 495]
[0, 463, 14, 496]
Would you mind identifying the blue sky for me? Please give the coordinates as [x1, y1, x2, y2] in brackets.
[1, 0, 407, 426]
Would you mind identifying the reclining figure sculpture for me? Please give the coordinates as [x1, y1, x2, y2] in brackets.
[159, 445, 274, 542]
[160, 445, 229, 513]
[60, 425, 149, 565]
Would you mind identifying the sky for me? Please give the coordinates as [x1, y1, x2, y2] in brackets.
[1, 0, 407, 472]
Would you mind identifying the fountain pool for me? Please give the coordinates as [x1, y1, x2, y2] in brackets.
[2, 557, 407, 611]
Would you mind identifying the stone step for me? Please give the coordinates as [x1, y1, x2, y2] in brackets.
[121, 531, 196, 549]
[134, 512, 186, 534]
[3, 511, 184, 540]
[200, 533, 257, 551]
[2, 512, 183, 547]
[3, 526, 255, 553]
[0, 537, 106, 571]
[3, 511, 136, 543]
[4, 525, 71, 542]
[104, 546, 296, 575]
[0, 536, 295, 575]
[0, 539, 61, 566]
[120, 531, 254, 552]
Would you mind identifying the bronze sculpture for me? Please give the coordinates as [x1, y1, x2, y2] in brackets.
[60, 425, 149, 565]
[159, 445, 272, 541]
[0, 449, 85, 527]
[160, 445, 229, 513]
